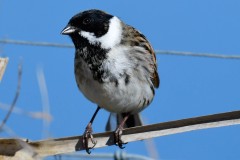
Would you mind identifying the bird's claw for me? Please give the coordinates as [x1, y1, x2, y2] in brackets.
[83, 127, 97, 154]
[114, 127, 127, 149]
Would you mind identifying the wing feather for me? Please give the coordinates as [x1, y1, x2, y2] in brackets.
[121, 24, 160, 88]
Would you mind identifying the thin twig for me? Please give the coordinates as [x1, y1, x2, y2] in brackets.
[155, 50, 240, 60]
[141, 117, 159, 160]
[0, 124, 18, 137]
[0, 57, 9, 81]
[0, 102, 52, 122]
[1, 39, 240, 60]
[37, 67, 51, 139]
[0, 39, 73, 48]
[60, 151, 154, 160]
[0, 62, 22, 131]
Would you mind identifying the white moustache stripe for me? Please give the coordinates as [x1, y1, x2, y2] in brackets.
[80, 31, 98, 45]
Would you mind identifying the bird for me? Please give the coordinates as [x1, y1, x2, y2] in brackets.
[61, 9, 159, 154]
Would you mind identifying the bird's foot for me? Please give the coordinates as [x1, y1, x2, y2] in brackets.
[83, 124, 97, 154]
[114, 127, 127, 149]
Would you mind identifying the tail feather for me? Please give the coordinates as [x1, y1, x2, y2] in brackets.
[105, 113, 143, 131]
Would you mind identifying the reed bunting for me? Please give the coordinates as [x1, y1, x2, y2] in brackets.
[61, 9, 159, 154]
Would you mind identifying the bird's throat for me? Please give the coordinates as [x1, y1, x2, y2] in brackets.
[73, 34, 109, 83]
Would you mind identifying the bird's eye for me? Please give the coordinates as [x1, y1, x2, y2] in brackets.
[83, 18, 92, 25]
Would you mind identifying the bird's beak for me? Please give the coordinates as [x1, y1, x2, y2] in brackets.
[61, 25, 77, 35]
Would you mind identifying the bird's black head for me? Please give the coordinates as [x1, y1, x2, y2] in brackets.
[61, 9, 113, 38]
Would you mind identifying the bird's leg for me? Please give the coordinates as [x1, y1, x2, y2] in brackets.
[114, 113, 130, 149]
[83, 106, 101, 154]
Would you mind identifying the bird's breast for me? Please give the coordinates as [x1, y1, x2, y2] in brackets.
[74, 46, 155, 113]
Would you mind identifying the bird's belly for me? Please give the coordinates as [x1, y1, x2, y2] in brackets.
[77, 75, 154, 114]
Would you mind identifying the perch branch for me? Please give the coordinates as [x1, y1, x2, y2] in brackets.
[0, 110, 240, 158]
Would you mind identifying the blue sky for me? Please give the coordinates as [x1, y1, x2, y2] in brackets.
[0, 1, 240, 159]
